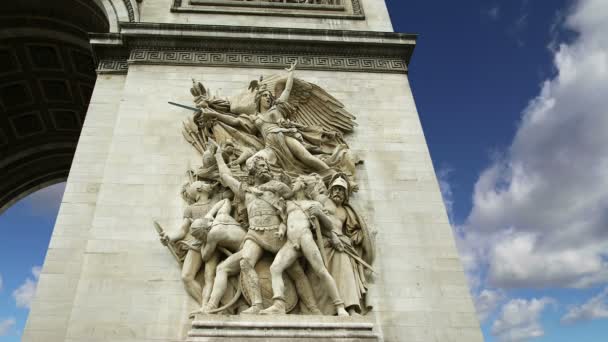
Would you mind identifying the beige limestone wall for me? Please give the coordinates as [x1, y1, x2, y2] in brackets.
[27, 63, 480, 341]
[140, 0, 394, 32]
[22, 74, 127, 342]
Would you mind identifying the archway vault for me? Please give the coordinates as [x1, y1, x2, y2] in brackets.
[0, 0, 122, 213]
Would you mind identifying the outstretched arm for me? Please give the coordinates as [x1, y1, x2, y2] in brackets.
[258, 181, 294, 199]
[204, 198, 230, 220]
[160, 218, 190, 245]
[210, 140, 242, 194]
[277, 62, 296, 103]
[199, 108, 242, 127]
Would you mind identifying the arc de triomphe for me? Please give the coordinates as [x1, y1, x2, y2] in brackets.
[1, 1, 482, 341]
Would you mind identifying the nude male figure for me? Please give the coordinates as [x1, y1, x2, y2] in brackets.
[262, 174, 348, 316]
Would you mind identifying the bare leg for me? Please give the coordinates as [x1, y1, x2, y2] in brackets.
[286, 261, 321, 315]
[182, 250, 203, 304]
[285, 136, 330, 172]
[239, 240, 264, 314]
[261, 244, 299, 315]
[202, 251, 219, 307]
[205, 252, 242, 313]
[300, 233, 348, 316]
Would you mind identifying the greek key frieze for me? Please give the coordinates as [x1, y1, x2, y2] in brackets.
[128, 49, 407, 73]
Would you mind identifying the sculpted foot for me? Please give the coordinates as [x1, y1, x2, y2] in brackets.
[336, 305, 349, 317]
[202, 303, 219, 315]
[260, 299, 286, 315]
[188, 309, 204, 319]
[348, 308, 361, 317]
[241, 304, 262, 315]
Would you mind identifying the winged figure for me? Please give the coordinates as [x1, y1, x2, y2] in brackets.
[189, 62, 360, 178]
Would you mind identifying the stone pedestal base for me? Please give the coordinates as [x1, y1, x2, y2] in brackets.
[187, 314, 379, 342]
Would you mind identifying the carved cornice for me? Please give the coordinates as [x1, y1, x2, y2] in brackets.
[172, 0, 364, 19]
[91, 23, 417, 74]
[97, 59, 129, 74]
[129, 48, 407, 73]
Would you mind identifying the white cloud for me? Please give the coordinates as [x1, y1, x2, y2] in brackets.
[492, 297, 554, 342]
[475, 289, 506, 322]
[0, 318, 16, 336]
[460, 0, 608, 289]
[437, 167, 455, 224]
[561, 287, 608, 324]
[12, 266, 42, 309]
[31, 266, 41, 279]
[0, 273, 3, 291]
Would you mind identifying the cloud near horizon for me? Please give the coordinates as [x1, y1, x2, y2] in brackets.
[12, 266, 42, 309]
[0, 317, 16, 336]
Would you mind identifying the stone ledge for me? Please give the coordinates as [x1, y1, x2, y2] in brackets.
[187, 314, 378, 341]
[172, 0, 364, 20]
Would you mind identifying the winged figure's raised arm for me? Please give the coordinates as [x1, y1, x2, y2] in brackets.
[277, 62, 296, 103]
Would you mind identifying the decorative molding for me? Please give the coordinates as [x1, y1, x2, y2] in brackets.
[352, 0, 362, 15]
[91, 23, 416, 74]
[129, 48, 407, 73]
[97, 59, 129, 74]
[172, 0, 364, 19]
[190, 0, 345, 11]
[123, 0, 136, 22]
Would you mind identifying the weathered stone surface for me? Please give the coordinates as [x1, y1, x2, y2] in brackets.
[187, 314, 378, 341]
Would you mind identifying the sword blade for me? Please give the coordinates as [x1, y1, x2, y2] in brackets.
[168, 101, 201, 112]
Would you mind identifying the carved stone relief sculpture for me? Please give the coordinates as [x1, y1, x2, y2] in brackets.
[156, 63, 376, 319]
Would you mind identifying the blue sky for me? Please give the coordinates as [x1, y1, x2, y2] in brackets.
[2, 1, 608, 341]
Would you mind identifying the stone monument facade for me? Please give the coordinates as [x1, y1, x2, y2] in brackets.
[23, 1, 482, 341]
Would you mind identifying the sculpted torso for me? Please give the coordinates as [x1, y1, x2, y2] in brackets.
[208, 226, 244, 252]
[246, 187, 283, 230]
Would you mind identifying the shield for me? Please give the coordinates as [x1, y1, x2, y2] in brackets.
[240, 255, 298, 312]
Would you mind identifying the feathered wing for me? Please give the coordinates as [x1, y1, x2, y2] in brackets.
[233, 73, 357, 133]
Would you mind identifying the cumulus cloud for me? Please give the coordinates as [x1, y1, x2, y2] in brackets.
[492, 297, 554, 342]
[561, 287, 608, 324]
[460, 0, 608, 290]
[0, 318, 16, 336]
[437, 167, 455, 224]
[475, 289, 506, 322]
[12, 266, 41, 309]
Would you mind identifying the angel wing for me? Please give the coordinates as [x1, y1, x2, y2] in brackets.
[265, 74, 357, 133]
[230, 73, 357, 134]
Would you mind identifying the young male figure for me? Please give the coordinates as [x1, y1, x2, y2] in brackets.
[262, 174, 349, 316]
[160, 180, 217, 306]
